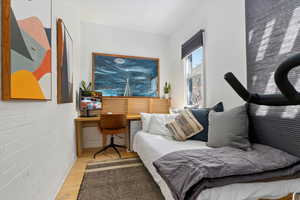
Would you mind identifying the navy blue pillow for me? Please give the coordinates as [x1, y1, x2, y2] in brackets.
[189, 102, 224, 141]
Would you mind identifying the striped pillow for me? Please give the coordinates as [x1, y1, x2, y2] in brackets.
[166, 110, 204, 141]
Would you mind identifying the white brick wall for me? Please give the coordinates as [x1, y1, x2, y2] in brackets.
[0, 1, 81, 200]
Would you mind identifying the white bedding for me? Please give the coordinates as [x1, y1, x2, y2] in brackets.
[133, 131, 300, 200]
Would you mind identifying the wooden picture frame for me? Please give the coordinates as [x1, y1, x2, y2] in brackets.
[2, 0, 10, 100]
[92, 52, 160, 97]
[57, 18, 74, 104]
[1, 0, 52, 101]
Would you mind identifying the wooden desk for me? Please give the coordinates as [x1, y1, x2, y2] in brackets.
[75, 114, 141, 157]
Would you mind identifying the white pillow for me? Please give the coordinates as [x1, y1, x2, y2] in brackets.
[140, 113, 152, 132]
[147, 113, 178, 137]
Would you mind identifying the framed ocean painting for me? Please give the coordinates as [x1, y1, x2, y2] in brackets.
[92, 53, 159, 97]
[57, 18, 73, 104]
[2, 0, 52, 100]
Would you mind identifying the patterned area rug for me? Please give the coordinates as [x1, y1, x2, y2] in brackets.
[77, 158, 164, 200]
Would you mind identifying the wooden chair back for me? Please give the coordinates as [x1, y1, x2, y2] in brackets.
[99, 114, 127, 129]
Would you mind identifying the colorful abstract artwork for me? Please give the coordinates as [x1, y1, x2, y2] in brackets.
[92, 53, 159, 97]
[1, 0, 52, 100]
[57, 19, 73, 104]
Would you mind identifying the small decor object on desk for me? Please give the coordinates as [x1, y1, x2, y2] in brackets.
[80, 80, 93, 97]
[163, 82, 171, 99]
[80, 96, 102, 117]
[79, 81, 102, 117]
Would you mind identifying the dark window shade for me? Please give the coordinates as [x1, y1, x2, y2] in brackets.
[181, 30, 204, 59]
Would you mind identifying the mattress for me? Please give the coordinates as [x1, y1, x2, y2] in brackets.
[133, 131, 300, 200]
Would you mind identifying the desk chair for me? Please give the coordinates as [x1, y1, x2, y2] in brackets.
[93, 114, 127, 159]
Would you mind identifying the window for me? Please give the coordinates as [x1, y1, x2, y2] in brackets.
[181, 30, 205, 107]
[184, 47, 205, 107]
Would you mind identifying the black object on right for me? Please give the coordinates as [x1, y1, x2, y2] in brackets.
[224, 53, 300, 106]
[274, 53, 300, 102]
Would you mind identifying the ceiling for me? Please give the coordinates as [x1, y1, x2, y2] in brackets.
[80, 0, 201, 36]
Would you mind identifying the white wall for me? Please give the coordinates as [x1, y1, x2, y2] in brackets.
[80, 22, 171, 92]
[169, 0, 247, 109]
[80, 22, 172, 147]
[0, 1, 81, 200]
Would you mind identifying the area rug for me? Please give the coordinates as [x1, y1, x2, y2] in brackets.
[77, 157, 164, 200]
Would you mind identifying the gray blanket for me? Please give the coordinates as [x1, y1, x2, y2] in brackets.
[153, 144, 300, 200]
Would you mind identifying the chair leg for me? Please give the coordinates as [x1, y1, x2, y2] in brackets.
[94, 135, 125, 159]
[112, 145, 122, 158]
[93, 145, 110, 159]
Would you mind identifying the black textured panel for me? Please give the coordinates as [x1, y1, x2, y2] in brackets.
[246, 0, 300, 157]
[249, 107, 300, 156]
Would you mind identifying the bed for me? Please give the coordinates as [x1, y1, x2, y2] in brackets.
[133, 131, 300, 200]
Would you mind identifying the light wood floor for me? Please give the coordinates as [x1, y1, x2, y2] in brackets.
[55, 148, 292, 200]
[55, 148, 137, 200]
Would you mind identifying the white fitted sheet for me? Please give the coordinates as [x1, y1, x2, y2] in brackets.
[133, 131, 300, 200]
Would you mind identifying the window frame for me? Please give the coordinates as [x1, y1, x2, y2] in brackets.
[183, 34, 206, 108]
